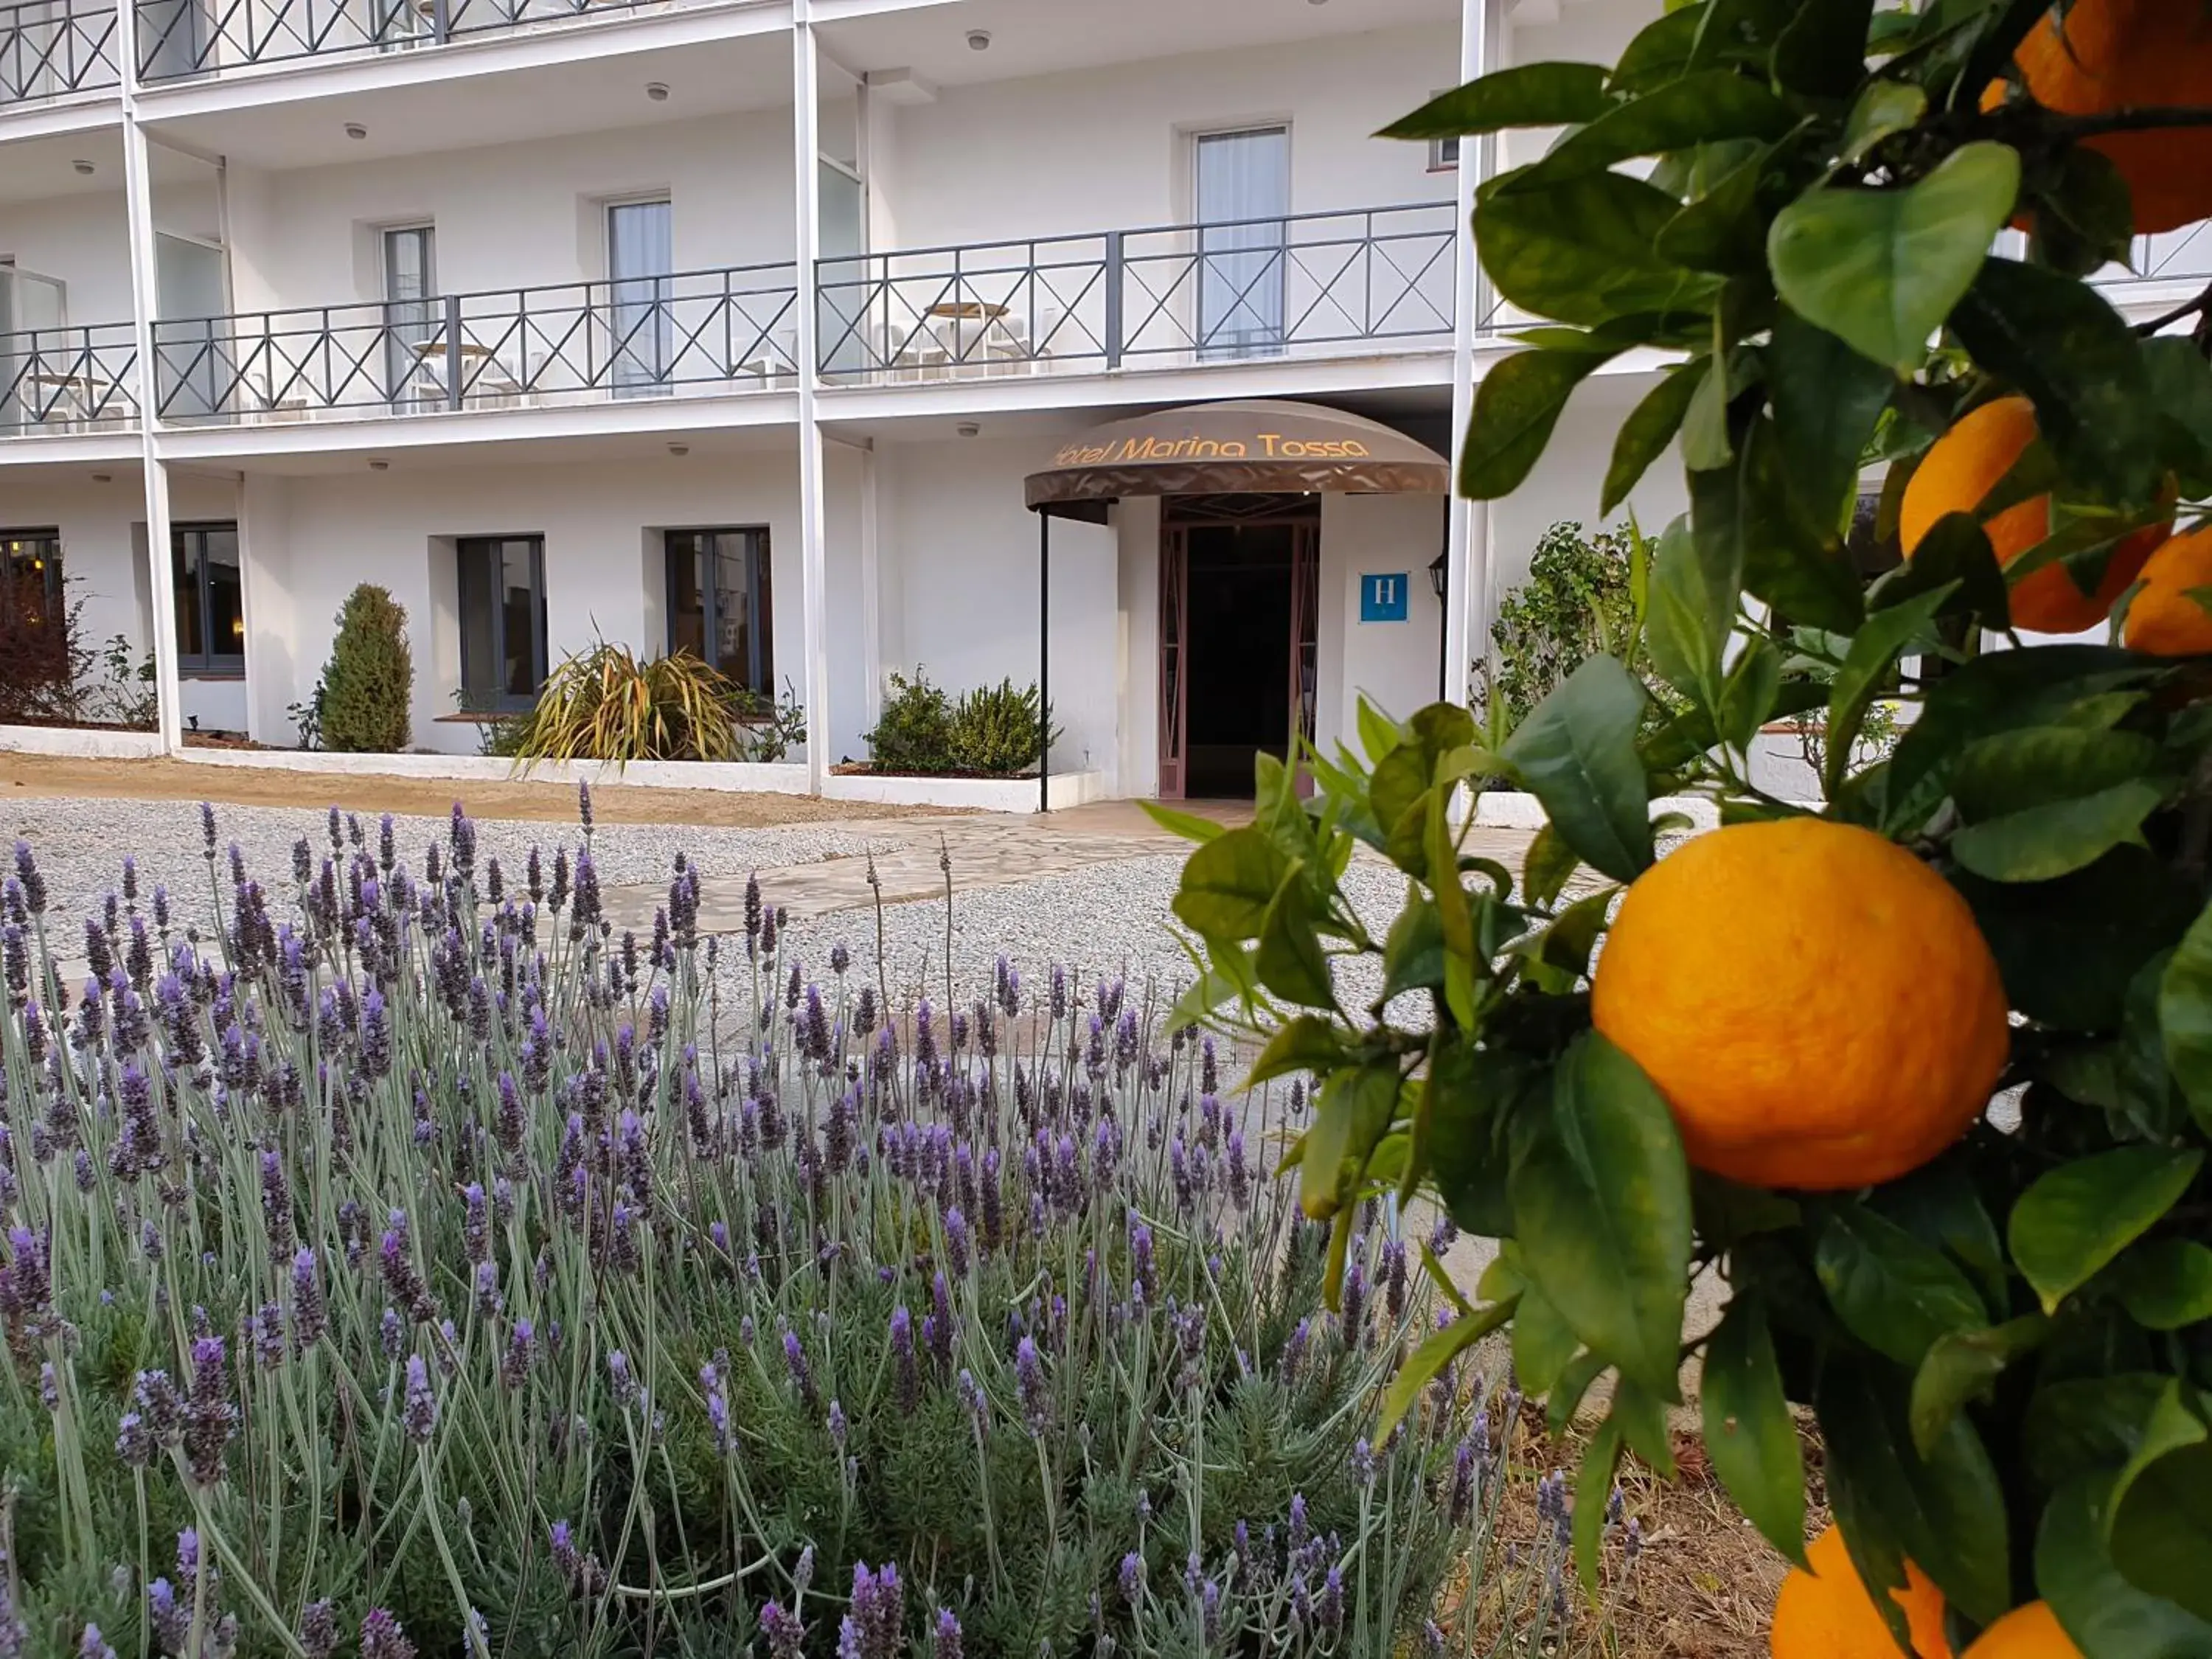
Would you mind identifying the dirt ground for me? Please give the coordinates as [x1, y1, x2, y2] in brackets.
[0, 752, 955, 827]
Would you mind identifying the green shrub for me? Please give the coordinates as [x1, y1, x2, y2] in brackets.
[319, 583, 414, 752]
[863, 667, 954, 773]
[1471, 521, 1645, 733]
[947, 677, 1058, 776]
[511, 641, 742, 764]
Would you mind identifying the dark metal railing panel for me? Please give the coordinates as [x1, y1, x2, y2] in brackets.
[0, 324, 139, 434]
[0, 0, 119, 100]
[149, 262, 799, 422]
[814, 202, 1459, 381]
[133, 0, 737, 80]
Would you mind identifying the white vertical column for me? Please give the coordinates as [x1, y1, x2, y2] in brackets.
[858, 440, 881, 731]
[793, 6, 830, 795]
[116, 6, 184, 753]
[1441, 0, 1495, 712]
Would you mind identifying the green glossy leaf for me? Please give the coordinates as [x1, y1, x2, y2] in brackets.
[2143, 335, 2212, 498]
[1908, 1316, 2048, 1458]
[1512, 1268, 1583, 1397]
[2160, 898, 2212, 1134]
[1839, 79, 1927, 162]
[1815, 1204, 1989, 1368]
[2105, 1383, 2212, 1621]
[1380, 894, 1446, 1001]
[1950, 778, 2168, 883]
[1691, 417, 1865, 635]
[2037, 1474, 2212, 1659]
[1769, 309, 1896, 538]
[1245, 1015, 1349, 1088]
[1957, 849, 2195, 1036]
[1380, 62, 1613, 139]
[1523, 822, 1579, 908]
[1767, 142, 2020, 372]
[1717, 636, 1784, 753]
[1299, 1057, 1403, 1220]
[1428, 1042, 1520, 1238]
[1680, 344, 1736, 472]
[1876, 510, 2009, 629]
[1172, 827, 1290, 944]
[1500, 655, 1654, 884]
[1461, 347, 1622, 500]
[1949, 256, 2163, 509]
[1950, 726, 2163, 824]
[1604, 363, 1708, 515]
[1653, 145, 1769, 274]
[1533, 71, 1790, 181]
[2116, 1239, 2212, 1331]
[1772, 0, 1873, 94]
[1610, 3, 1704, 91]
[1644, 514, 1737, 705]
[2007, 1144, 2205, 1314]
[1478, 167, 1722, 330]
[1256, 868, 1335, 1009]
[1700, 1298, 1807, 1566]
[1510, 1032, 1691, 1399]
[1573, 1416, 1626, 1594]
[2031, 142, 2136, 277]
[1139, 799, 1225, 844]
[1824, 584, 1949, 798]
[1816, 1354, 2011, 1627]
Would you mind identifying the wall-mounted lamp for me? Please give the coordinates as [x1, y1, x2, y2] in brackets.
[956, 422, 980, 438]
[965, 29, 991, 49]
[644, 82, 669, 101]
[668, 442, 690, 456]
[344, 122, 369, 140]
[71, 159, 95, 175]
[368, 459, 390, 471]
[1427, 549, 1447, 600]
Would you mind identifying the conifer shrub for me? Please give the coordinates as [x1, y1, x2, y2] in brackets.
[318, 583, 413, 752]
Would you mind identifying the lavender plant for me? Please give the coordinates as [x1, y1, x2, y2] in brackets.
[0, 794, 1509, 1658]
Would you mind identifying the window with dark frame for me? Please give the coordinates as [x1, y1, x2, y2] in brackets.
[665, 528, 773, 696]
[456, 535, 549, 711]
[1, 530, 63, 630]
[173, 521, 243, 676]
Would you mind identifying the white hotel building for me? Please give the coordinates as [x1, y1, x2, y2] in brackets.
[0, 0, 2203, 803]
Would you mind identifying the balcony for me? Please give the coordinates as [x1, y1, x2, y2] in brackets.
[0, 0, 120, 102]
[1, 321, 139, 434]
[815, 203, 1459, 384]
[149, 261, 799, 424]
[131, 0, 742, 81]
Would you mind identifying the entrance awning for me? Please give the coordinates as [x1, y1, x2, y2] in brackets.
[1023, 399, 1450, 522]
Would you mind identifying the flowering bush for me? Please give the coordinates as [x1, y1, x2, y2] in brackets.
[0, 794, 1520, 1658]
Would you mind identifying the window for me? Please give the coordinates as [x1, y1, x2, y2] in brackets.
[0, 530, 63, 629]
[457, 536, 547, 709]
[173, 522, 243, 675]
[1429, 136, 1459, 172]
[665, 528, 772, 694]
[607, 200, 672, 392]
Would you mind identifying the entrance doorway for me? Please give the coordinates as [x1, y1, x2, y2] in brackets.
[1159, 494, 1318, 799]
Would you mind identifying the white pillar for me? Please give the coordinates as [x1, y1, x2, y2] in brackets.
[116, 8, 183, 754]
[1442, 0, 1497, 712]
[858, 439, 881, 731]
[793, 7, 831, 794]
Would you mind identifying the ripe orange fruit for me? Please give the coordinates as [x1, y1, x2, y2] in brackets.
[1591, 818, 2009, 1192]
[1960, 1602, 2081, 1658]
[2123, 524, 2212, 655]
[1986, 0, 2212, 234]
[1770, 1526, 1952, 1659]
[1901, 396, 2170, 636]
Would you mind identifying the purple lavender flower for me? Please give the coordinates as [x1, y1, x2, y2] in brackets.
[299, 1601, 338, 1659]
[759, 1601, 806, 1659]
[782, 1328, 818, 1410]
[182, 1335, 235, 1486]
[1015, 1335, 1050, 1434]
[1118, 1551, 1144, 1610]
[79, 1624, 117, 1659]
[931, 1608, 963, 1659]
[403, 1354, 438, 1443]
[1450, 1439, 1477, 1526]
[1317, 1566, 1345, 1633]
[1349, 1436, 1377, 1489]
[359, 1607, 417, 1659]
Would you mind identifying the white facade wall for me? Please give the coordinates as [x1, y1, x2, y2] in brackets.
[248, 111, 796, 310]
[1319, 490, 1449, 748]
[877, 24, 1458, 251]
[0, 191, 137, 324]
[262, 448, 801, 751]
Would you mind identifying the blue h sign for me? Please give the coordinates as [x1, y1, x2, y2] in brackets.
[1360, 572, 1410, 622]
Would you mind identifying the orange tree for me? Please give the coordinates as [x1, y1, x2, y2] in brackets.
[1152, 1, 2212, 1654]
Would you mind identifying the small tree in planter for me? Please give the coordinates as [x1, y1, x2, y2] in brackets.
[863, 667, 956, 773]
[319, 583, 414, 753]
[949, 678, 1060, 776]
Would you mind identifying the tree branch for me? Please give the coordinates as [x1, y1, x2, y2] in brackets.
[2043, 105, 2212, 137]
[2136, 279, 2212, 337]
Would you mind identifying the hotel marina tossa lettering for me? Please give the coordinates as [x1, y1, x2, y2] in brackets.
[1050, 432, 1375, 465]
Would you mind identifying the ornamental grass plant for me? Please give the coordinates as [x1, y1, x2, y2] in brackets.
[0, 794, 1569, 1659]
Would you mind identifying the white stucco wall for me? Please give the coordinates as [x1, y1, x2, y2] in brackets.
[246, 112, 796, 312]
[1320, 490, 1448, 747]
[877, 24, 1458, 251]
[874, 434, 1118, 785]
[259, 448, 804, 752]
[0, 193, 137, 325]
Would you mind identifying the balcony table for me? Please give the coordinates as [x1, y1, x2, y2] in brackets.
[22, 369, 114, 431]
[923, 299, 1023, 373]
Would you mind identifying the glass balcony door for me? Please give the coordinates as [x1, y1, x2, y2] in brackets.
[1195, 126, 1288, 359]
[154, 233, 228, 420]
[383, 224, 437, 411]
[608, 198, 672, 394]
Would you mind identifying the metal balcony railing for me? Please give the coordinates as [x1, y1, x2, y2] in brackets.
[133, 0, 726, 80]
[815, 203, 1459, 382]
[1, 324, 139, 434]
[150, 262, 800, 423]
[0, 0, 119, 100]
